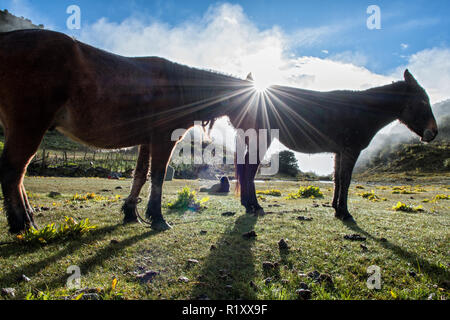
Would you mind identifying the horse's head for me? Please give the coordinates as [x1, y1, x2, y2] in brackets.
[399, 69, 438, 143]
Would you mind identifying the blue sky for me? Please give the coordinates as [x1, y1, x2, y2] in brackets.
[2, 0, 449, 74]
[2, 0, 449, 174]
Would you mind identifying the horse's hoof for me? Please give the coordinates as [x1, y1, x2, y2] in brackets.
[255, 208, 266, 216]
[9, 226, 26, 235]
[334, 211, 356, 224]
[123, 216, 139, 225]
[151, 220, 172, 231]
[342, 215, 356, 224]
[9, 222, 31, 234]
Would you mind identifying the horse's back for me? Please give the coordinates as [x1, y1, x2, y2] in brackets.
[0, 29, 77, 66]
[0, 30, 164, 146]
[265, 86, 384, 153]
[0, 29, 166, 87]
[0, 30, 79, 128]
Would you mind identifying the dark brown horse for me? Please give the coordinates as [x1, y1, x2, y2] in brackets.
[236, 70, 438, 222]
[0, 29, 255, 233]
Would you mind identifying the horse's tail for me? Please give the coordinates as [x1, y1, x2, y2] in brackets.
[234, 151, 243, 195]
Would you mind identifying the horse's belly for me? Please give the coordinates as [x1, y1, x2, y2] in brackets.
[279, 131, 337, 154]
[53, 103, 154, 149]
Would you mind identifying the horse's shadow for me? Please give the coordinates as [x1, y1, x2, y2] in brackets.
[0, 223, 118, 259]
[0, 223, 158, 290]
[345, 222, 449, 285]
[191, 214, 258, 300]
[29, 229, 158, 291]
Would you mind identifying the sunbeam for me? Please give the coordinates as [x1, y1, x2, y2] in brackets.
[253, 81, 269, 93]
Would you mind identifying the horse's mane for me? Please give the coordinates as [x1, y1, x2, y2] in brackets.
[362, 81, 408, 95]
[154, 58, 245, 137]
[164, 60, 243, 85]
[161, 60, 248, 131]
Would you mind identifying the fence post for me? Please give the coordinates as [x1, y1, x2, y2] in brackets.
[41, 148, 46, 174]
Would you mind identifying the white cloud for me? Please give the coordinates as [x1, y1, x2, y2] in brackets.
[79, 3, 392, 92]
[394, 48, 450, 104]
[80, 3, 287, 86]
[285, 56, 392, 90]
[400, 43, 409, 50]
[328, 51, 369, 67]
[76, 3, 450, 175]
[288, 25, 343, 48]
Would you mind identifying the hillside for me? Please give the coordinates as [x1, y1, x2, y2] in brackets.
[356, 142, 449, 173]
[0, 9, 44, 32]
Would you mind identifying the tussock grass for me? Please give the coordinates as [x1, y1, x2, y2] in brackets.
[166, 186, 209, 211]
[256, 189, 282, 197]
[356, 190, 387, 202]
[16, 216, 96, 245]
[286, 186, 324, 200]
[392, 202, 424, 213]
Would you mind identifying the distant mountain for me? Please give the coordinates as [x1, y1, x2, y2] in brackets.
[432, 99, 450, 119]
[0, 9, 44, 32]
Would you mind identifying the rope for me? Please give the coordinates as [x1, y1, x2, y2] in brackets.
[132, 198, 153, 226]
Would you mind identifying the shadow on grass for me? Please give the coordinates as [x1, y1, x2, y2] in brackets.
[0, 223, 155, 289]
[201, 192, 230, 197]
[190, 214, 258, 300]
[29, 229, 158, 291]
[0, 240, 44, 259]
[345, 222, 449, 286]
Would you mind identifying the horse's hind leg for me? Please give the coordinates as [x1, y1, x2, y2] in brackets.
[122, 144, 151, 224]
[335, 149, 360, 223]
[237, 163, 250, 211]
[246, 162, 264, 215]
[238, 136, 264, 215]
[0, 129, 46, 233]
[144, 138, 176, 231]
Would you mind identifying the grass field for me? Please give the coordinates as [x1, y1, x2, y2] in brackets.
[0, 177, 449, 300]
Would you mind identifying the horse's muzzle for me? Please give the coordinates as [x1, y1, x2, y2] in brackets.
[421, 128, 438, 142]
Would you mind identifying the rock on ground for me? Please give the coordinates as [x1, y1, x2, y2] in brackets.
[1, 288, 15, 298]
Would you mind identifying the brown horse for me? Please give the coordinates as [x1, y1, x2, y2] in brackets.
[0, 29, 256, 233]
[236, 70, 438, 222]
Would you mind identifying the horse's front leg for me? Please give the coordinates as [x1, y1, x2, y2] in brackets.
[1, 130, 44, 233]
[122, 144, 151, 224]
[144, 140, 175, 231]
[22, 184, 35, 216]
[332, 152, 341, 210]
[335, 149, 360, 223]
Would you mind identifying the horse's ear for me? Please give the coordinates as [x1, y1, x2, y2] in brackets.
[246, 72, 254, 82]
[404, 69, 418, 86]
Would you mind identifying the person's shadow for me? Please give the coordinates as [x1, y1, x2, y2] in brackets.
[191, 214, 258, 300]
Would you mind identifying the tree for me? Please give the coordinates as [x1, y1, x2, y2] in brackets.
[278, 150, 300, 177]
